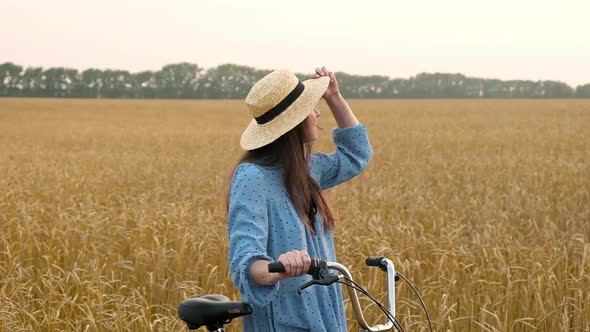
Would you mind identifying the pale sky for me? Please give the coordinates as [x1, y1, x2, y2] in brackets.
[2, 0, 589, 86]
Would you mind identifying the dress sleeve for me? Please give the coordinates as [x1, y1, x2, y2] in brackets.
[311, 123, 374, 190]
[227, 163, 279, 306]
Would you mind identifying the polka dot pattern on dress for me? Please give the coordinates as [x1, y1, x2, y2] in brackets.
[227, 123, 373, 332]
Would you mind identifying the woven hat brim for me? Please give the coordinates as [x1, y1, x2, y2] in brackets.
[240, 76, 330, 150]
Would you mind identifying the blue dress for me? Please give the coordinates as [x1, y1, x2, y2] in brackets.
[227, 123, 373, 331]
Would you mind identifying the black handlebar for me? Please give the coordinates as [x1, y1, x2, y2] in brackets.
[366, 256, 387, 271]
[268, 257, 338, 293]
[268, 256, 389, 274]
[268, 257, 321, 275]
[267, 261, 285, 273]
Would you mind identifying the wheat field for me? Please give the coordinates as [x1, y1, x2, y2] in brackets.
[0, 98, 589, 331]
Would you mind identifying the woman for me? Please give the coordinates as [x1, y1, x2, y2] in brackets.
[227, 66, 373, 331]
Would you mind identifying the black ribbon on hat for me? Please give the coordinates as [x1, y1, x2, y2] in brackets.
[255, 82, 305, 124]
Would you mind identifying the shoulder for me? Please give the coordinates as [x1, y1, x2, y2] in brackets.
[309, 152, 328, 168]
[231, 162, 278, 191]
[233, 162, 265, 178]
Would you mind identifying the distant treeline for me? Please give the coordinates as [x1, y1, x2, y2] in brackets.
[1, 62, 589, 99]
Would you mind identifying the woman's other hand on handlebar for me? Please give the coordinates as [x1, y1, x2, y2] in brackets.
[277, 250, 312, 278]
[249, 250, 311, 286]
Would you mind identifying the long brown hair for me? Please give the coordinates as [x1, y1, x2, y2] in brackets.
[226, 120, 336, 233]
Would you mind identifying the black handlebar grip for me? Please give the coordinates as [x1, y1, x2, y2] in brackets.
[268, 257, 321, 275]
[366, 256, 386, 267]
[268, 261, 286, 273]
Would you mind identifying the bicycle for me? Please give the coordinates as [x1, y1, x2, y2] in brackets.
[178, 256, 432, 332]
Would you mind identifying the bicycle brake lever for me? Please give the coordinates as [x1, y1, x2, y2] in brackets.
[297, 279, 316, 294]
[297, 274, 339, 294]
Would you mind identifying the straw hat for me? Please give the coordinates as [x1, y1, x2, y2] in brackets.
[240, 70, 330, 150]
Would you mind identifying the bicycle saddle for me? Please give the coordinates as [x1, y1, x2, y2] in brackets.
[178, 294, 253, 330]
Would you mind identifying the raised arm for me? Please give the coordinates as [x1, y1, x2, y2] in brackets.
[310, 66, 373, 189]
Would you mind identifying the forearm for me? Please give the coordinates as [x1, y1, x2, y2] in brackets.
[324, 93, 359, 128]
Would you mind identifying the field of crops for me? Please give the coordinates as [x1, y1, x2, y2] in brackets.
[1, 98, 589, 331]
